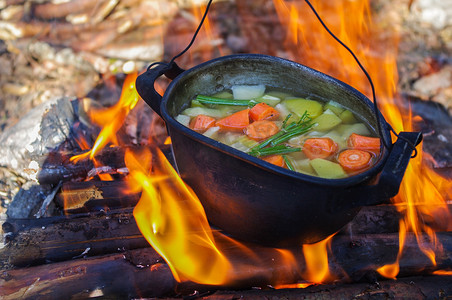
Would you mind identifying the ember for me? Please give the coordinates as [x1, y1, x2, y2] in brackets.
[0, 0, 451, 298]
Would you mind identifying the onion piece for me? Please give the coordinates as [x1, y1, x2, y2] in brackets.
[232, 84, 265, 100]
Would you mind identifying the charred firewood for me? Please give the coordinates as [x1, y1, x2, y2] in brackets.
[5, 181, 59, 219]
[37, 146, 128, 185]
[54, 180, 140, 214]
[38, 144, 173, 185]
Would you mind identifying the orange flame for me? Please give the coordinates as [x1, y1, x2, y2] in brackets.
[376, 221, 406, 279]
[433, 270, 452, 276]
[71, 72, 139, 164]
[302, 235, 334, 283]
[126, 147, 231, 285]
[273, 0, 373, 95]
[275, 235, 336, 289]
[70, 73, 139, 181]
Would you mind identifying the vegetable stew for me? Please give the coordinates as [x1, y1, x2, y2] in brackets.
[175, 84, 381, 179]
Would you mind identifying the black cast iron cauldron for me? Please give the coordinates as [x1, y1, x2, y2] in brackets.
[136, 54, 422, 247]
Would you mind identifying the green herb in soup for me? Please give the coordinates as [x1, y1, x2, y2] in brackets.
[175, 84, 381, 179]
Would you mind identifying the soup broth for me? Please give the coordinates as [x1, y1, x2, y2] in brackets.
[175, 84, 381, 179]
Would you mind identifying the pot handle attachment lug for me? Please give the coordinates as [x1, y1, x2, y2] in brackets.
[375, 131, 423, 200]
[136, 62, 185, 117]
[335, 131, 423, 211]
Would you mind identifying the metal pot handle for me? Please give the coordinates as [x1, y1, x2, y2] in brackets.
[334, 131, 423, 211]
[136, 62, 185, 117]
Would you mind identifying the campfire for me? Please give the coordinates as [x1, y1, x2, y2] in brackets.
[1, 0, 452, 298]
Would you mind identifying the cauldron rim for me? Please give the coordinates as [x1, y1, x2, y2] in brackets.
[160, 53, 392, 187]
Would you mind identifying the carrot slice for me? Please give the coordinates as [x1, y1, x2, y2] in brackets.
[215, 108, 250, 132]
[348, 133, 380, 153]
[189, 114, 216, 133]
[262, 155, 285, 168]
[245, 120, 279, 141]
[302, 137, 338, 159]
[338, 149, 372, 172]
[249, 102, 280, 121]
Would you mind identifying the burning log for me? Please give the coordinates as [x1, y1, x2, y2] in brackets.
[1, 233, 451, 299]
[2, 203, 451, 269]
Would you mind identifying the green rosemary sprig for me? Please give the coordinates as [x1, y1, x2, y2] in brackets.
[282, 155, 295, 171]
[249, 144, 301, 157]
[196, 95, 258, 107]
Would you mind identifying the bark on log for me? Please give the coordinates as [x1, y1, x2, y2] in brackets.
[1, 233, 451, 299]
[331, 232, 452, 282]
[341, 204, 402, 234]
[0, 208, 147, 269]
[0, 248, 176, 299]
